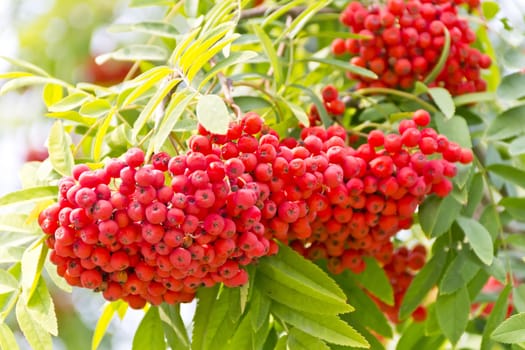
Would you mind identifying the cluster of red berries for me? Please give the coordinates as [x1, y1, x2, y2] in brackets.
[38, 114, 285, 308]
[371, 245, 428, 323]
[331, 0, 491, 95]
[289, 109, 472, 276]
[39, 109, 472, 310]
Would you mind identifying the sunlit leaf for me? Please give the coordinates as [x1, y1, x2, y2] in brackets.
[196, 94, 231, 135]
[428, 87, 455, 119]
[129, 0, 174, 6]
[46, 111, 97, 126]
[92, 301, 123, 350]
[0, 76, 70, 95]
[16, 296, 52, 350]
[304, 57, 377, 80]
[492, 313, 525, 343]
[27, 277, 57, 336]
[42, 83, 63, 108]
[21, 242, 47, 300]
[48, 121, 74, 177]
[453, 91, 496, 106]
[287, 327, 330, 350]
[48, 93, 91, 113]
[159, 304, 190, 350]
[0, 56, 51, 77]
[486, 105, 525, 141]
[253, 24, 284, 86]
[0, 323, 19, 350]
[0, 270, 18, 294]
[109, 21, 179, 39]
[79, 99, 111, 118]
[96, 45, 168, 64]
[93, 110, 115, 162]
[198, 51, 258, 89]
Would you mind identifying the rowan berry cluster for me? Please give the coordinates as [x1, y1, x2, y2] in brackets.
[39, 109, 472, 309]
[38, 113, 281, 308]
[290, 109, 472, 277]
[332, 0, 490, 95]
[372, 245, 428, 323]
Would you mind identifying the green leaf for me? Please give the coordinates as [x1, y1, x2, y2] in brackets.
[15, 296, 52, 350]
[131, 79, 180, 142]
[436, 286, 470, 345]
[42, 83, 63, 108]
[463, 173, 484, 217]
[271, 302, 368, 347]
[439, 250, 480, 295]
[48, 93, 91, 113]
[258, 245, 351, 313]
[304, 57, 377, 80]
[151, 91, 195, 152]
[93, 110, 115, 162]
[92, 301, 123, 350]
[0, 187, 57, 208]
[508, 136, 525, 156]
[0, 323, 19, 350]
[121, 66, 172, 107]
[480, 205, 500, 241]
[456, 217, 494, 265]
[453, 92, 496, 106]
[48, 121, 74, 177]
[396, 319, 426, 350]
[435, 113, 472, 148]
[249, 288, 271, 331]
[159, 304, 190, 350]
[196, 94, 231, 135]
[399, 249, 447, 319]
[27, 277, 57, 336]
[353, 257, 393, 305]
[428, 87, 455, 119]
[79, 99, 112, 118]
[334, 271, 393, 341]
[132, 307, 165, 350]
[482, 284, 512, 349]
[0, 56, 51, 77]
[482, 1, 500, 19]
[21, 242, 47, 300]
[198, 51, 258, 90]
[0, 214, 36, 234]
[46, 111, 97, 126]
[423, 26, 450, 84]
[109, 21, 179, 38]
[513, 285, 525, 313]
[44, 261, 72, 293]
[285, 101, 310, 126]
[280, 0, 331, 40]
[96, 45, 168, 64]
[487, 105, 525, 141]
[487, 164, 525, 189]
[418, 195, 462, 237]
[497, 72, 525, 100]
[253, 24, 284, 86]
[500, 197, 525, 221]
[287, 327, 330, 350]
[288, 84, 331, 127]
[0, 270, 18, 294]
[492, 313, 525, 343]
[0, 76, 70, 96]
[192, 286, 232, 350]
[255, 273, 350, 315]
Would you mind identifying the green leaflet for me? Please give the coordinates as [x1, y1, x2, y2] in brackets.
[48, 121, 75, 177]
[257, 245, 350, 311]
[271, 302, 368, 348]
[436, 286, 470, 345]
[418, 195, 462, 237]
[482, 284, 512, 349]
[399, 248, 447, 319]
[16, 296, 52, 350]
[132, 307, 166, 350]
[491, 312, 525, 344]
[456, 217, 494, 266]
